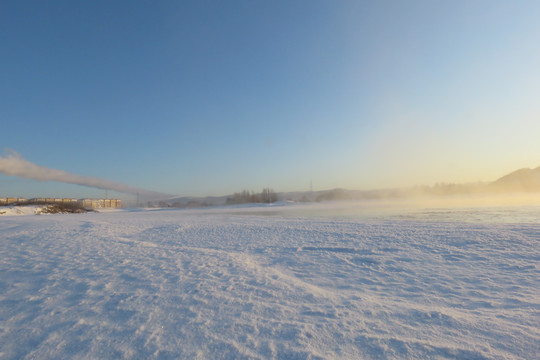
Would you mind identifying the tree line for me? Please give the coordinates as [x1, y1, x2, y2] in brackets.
[226, 188, 278, 204]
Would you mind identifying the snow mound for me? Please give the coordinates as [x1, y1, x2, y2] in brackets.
[0, 205, 44, 216]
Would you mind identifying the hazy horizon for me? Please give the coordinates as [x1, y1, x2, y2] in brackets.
[2, 150, 539, 208]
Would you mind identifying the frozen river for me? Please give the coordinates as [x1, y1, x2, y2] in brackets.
[1, 203, 539, 359]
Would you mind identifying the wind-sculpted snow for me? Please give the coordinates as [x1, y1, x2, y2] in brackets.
[0, 207, 538, 359]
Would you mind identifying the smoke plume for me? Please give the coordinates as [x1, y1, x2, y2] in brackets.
[0, 150, 169, 199]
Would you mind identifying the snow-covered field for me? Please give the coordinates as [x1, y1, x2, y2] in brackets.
[1, 204, 538, 359]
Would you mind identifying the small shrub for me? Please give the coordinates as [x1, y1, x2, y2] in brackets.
[40, 203, 90, 214]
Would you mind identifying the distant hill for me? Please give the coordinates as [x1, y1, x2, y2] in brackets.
[491, 166, 540, 192]
[151, 166, 540, 208]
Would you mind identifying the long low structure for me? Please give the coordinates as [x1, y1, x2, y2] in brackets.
[78, 199, 122, 209]
[0, 198, 27, 205]
[0, 198, 122, 209]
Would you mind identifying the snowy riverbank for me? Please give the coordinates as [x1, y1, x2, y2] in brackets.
[1, 205, 538, 359]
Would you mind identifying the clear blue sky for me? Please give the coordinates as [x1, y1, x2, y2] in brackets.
[2, 1, 540, 199]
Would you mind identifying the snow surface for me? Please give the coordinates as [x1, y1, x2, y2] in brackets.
[0, 205, 539, 359]
[0, 206, 44, 216]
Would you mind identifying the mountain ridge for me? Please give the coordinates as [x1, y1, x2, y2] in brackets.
[492, 166, 540, 191]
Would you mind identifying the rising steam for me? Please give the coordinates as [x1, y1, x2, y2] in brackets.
[0, 150, 169, 199]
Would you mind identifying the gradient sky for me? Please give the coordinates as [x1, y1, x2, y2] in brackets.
[2, 1, 540, 199]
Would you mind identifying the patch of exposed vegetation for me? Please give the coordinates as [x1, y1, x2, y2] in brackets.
[38, 203, 91, 214]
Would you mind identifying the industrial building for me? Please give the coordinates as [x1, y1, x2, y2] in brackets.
[0, 198, 26, 206]
[0, 197, 122, 209]
[77, 198, 122, 209]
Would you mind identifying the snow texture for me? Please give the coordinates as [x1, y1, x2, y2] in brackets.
[0, 206, 43, 216]
[0, 205, 539, 359]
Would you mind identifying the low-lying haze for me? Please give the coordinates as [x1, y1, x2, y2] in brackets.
[0, 150, 168, 201]
[2, 149, 539, 208]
